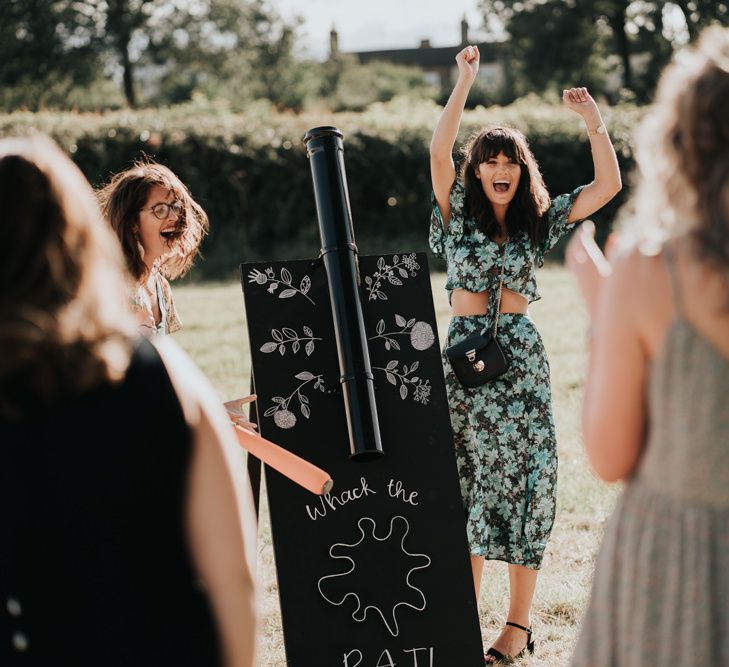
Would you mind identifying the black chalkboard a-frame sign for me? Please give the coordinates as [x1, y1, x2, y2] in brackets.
[242, 252, 485, 666]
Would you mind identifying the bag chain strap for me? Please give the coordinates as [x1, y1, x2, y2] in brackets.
[492, 239, 509, 338]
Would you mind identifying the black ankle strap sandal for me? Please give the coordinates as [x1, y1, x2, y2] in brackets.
[485, 621, 536, 664]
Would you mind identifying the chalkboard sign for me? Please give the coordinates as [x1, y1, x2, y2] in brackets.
[242, 252, 484, 666]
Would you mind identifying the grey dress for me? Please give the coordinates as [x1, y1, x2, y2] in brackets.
[571, 251, 729, 666]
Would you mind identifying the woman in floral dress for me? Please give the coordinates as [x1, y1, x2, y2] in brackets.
[429, 45, 621, 662]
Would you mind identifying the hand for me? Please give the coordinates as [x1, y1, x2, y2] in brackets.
[562, 87, 600, 120]
[225, 395, 258, 431]
[566, 220, 611, 322]
[455, 45, 479, 84]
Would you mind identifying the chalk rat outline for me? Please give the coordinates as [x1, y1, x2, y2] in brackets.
[317, 515, 431, 637]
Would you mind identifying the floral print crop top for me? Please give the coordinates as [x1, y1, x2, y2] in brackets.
[429, 179, 586, 303]
[130, 271, 182, 337]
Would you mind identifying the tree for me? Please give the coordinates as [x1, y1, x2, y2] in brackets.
[325, 60, 436, 112]
[0, 0, 98, 90]
[593, 1, 728, 101]
[671, 0, 729, 39]
[0, 0, 305, 110]
[482, 0, 729, 103]
[87, 0, 303, 108]
[483, 0, 608, 101]
[594, 0, 632, 90]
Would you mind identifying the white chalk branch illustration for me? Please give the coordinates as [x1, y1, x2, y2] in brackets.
[369, 314, 435, 352]
[263, 372, 325, 429]
[317, 515, 431, 637]
[260, 325, 322, 356]
[248, 266, 315, 304]
[372, 360, 431, 404]
[364, 254, 420, 301]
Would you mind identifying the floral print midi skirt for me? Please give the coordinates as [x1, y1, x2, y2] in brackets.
[442, 313, 557, 569]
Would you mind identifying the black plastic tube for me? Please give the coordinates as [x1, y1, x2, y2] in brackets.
[304, 126, 384, 461]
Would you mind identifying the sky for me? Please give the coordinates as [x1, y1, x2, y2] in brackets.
[269, 0, 489, 60]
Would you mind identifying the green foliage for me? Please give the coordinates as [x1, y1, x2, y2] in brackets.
[480, 0, 729, 103]
[502, 0, 609, 99]
[0, 100, 640, 278]
[320, 59, 438, 112]
[0, 0, 305, 111]
[0, 0, 103, 109]
[0, 74, 126, 113]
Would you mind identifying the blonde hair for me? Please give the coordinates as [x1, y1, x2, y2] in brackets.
[0, 135, 135, 418]
[98, 159, 209, 282]
[631, 26, 729, 272]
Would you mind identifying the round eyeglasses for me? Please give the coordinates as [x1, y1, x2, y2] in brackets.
[140, 200, 184, 220]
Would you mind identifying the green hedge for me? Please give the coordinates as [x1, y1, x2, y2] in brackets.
[0, 98, 642, 278]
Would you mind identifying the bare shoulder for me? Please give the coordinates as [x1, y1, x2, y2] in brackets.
[152, 337, 217, 427]
[609, 241, 674, 355]
[611, 241, 668, 296]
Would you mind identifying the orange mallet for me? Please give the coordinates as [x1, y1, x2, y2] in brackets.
[226, 397, 333, 496]
[232, 425, 333, 496]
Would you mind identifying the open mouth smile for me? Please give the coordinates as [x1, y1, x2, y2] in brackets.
[160, 227, 179, 240]
[493, 180, 511, 193]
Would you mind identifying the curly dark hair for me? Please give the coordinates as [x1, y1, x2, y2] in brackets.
[460, 127, 551, 246]
[0, 135, 134, 418]
[97, 159, 208, 282]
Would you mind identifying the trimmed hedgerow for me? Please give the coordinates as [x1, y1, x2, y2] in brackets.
[0, 98, 641, 278]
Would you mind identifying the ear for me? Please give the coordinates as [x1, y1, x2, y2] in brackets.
[474, 170, 480, 179]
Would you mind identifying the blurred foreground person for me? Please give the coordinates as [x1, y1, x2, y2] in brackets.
[0, 136, 257, 666]
[567, 26, 729, 666]
[98, 159, 208, 336]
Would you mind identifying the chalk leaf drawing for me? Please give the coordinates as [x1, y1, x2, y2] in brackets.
[248, 267, 314, 304]
[317, 516, 431, 637]
[369, 315, 435, 352]
[372, 360, 431, 404]
[364, 253, 420, 301]
[260, 325, 322, 356]
[263, 372, 325, 429]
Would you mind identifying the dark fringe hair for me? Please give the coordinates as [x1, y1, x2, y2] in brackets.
[460, 127, 551, 246]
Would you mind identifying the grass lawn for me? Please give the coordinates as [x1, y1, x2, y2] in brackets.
[173, 267, 619, 667]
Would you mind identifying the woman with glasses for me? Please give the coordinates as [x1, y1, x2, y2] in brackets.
[99, 160, 208, 336]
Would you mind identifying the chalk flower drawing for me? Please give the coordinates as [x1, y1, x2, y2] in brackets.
[260, 326, 322, 356]
[263, 372, 325, 429]
[364, 253, 420, 301]
[373, 360, 431, 404]
[317, 516, 431, 637]
[247, 266, 314, 304]
[369, 315, 435, 352]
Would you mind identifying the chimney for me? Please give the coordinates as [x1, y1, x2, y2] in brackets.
[420, 39, 431, 48]
[461, 15, 469, 45]
[330, 25, 339, 57]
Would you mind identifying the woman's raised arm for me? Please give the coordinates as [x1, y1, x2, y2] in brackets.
[566, 226, 647, 482]
[430, 45, 480, 229]
[563, 87, 622, 223]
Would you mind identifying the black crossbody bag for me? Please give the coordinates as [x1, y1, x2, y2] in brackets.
[445, 242, 510, 387]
